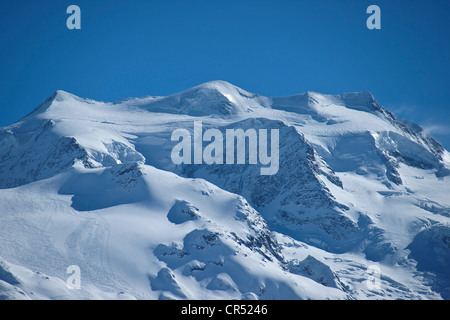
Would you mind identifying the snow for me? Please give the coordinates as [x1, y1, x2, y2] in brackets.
[0, 80, 449, 300]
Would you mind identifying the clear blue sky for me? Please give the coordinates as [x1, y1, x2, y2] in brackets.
[0, 0, 449, 148]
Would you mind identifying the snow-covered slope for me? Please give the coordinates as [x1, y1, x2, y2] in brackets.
[0, 81, 449, 299]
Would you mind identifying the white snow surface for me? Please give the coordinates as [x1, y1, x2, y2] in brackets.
[0, 81, 449, 300]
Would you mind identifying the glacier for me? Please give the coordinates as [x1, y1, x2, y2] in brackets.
[0, 80, 449, 300]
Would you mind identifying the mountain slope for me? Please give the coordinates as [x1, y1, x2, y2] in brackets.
[0, 81, 449, 299]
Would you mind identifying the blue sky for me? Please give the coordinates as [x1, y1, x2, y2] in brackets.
[0, 0, 449, 148]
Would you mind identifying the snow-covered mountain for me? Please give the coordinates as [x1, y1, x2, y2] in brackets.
[0, 80, 449, 300]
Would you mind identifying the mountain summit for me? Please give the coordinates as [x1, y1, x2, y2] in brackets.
[0, 81, 449, 300]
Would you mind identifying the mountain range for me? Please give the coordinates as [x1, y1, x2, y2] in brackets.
[0, 80, 449, 300]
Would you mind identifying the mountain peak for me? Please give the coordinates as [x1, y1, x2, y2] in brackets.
[52, 90, 78, 101]
[139, 80, 264, 116]
[193, 80, 238, 90]
[187, 80, 258, 100]
[338, 90, 377, 107]
[20, 90, 95, 122]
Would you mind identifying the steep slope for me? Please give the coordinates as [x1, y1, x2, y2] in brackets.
[171, 118, 364, 254]
[0, 161, 346, 299]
